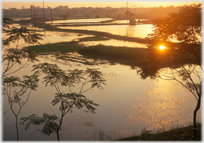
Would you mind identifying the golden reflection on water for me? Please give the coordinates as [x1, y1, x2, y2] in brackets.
[46, 18, 112, 24]
[142, 79, 184, 130]
[3, 54, 201, 140]
[59, 24, 153, 39]
[120, 77, 200, 132]
[78, 40, 145, 48]
[3, 24, 201, 140]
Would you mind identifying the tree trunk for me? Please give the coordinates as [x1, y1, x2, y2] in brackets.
[56, 116, 64, 141]
[15, 115, 19, 141]
[56, 131, 60, 141]
[193, 93, 201, 138]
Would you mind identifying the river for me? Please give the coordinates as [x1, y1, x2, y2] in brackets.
[3, 54, 201, 140]
[2, 19, 201, 141]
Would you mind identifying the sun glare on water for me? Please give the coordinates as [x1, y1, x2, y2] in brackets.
[159, 45, 166, 50]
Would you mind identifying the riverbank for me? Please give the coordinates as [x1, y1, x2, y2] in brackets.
[118, 123, 201, 141]
[27, 35, 147, 67]
[27, 35, 199, 69]
[25, 19, 199, 68]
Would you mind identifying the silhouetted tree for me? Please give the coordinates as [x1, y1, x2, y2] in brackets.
[2, 17, 42, 140]
[20, 63, 106, 141]
[137, 4, 201, 138]
[3, 74, 39, 140]
[2, 17, 43, 77]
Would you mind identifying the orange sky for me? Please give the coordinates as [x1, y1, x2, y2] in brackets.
[2, 1, 201, 9]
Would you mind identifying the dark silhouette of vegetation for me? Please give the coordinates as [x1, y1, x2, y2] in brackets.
[3, 17, 106, 141]
[3, 17, 42, 77]
[3, 3, 202, 141]
[3, 22, 43, 47]
[3, 17, 13, 32]
[20, 63, 106, 141]
[118, 123, 201, 141]
[137, 4, 201, 138]
[3, 74, 39, 140]
[2, 17, 43, 140]
[2, 18, 105, 140]
[3, 48, 39, 77]
[3, 5, 179, 20]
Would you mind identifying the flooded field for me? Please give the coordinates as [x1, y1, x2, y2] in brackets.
[5, 22, 149, 48]
[46, 18, 112, 24]
[3, 18, 201, 141]
[58, 24, 154, 38]
[78, 39, 145, 48]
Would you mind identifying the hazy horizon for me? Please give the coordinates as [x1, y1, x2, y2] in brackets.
[2, 1, 201, 9]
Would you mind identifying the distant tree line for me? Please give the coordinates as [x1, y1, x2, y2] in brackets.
[3, 5, 180, 20]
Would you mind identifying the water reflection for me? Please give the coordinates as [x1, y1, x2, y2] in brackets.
[3, 55, 201, 140]
[12, 17, 31, 21]
[58, 24, 154, 38]
[3, 27, 90, 49]
[125, 25, 136, 37]
[47, 18, 148, 25]
[3, 19, 201, 141]
[115, 78, 201, 133]
[78, 39, 145, 48]
[7, 23, 147, 48]
[140, 79, 199, 131]
[44, 53, 110, 66]
[46, 18, 112, 24]
[110, 19, 148, 24]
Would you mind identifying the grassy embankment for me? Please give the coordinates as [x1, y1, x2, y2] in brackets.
[27, 34, 199, 67]
[118, 123, 201, 141]
[28, 35, 147, 67]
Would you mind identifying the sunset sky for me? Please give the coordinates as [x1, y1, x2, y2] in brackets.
[2, 0, 201, 9]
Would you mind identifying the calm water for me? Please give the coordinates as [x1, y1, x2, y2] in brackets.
[58, 24, 154, 38]
[110, 19, 148, 24]
[3, 55, 201, 140]
[46, 18, 112, 24]
[46, 18, 148, 25]
[12, 17, 31, 21]
[78, 39, 145, 48]
[57, 23, 152, 48]
[5, 22, 149, 48]
[3, 19, 201, 141]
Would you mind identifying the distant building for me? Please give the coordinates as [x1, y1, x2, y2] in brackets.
[64, 6, 68, 11]
[58, 6, 63, 11]
[57, 6, 69, 11]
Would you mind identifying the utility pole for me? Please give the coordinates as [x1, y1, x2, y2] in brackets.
[50, 8, 52, 26]
[126, 0, 129, 12]
[30, 5, 32, 19]
[132, 3, 136, 13]
[43, 1, 45, 27]
[34, 6, 35, 19]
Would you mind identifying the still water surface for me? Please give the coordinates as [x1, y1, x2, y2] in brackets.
[5, 22, 150, 48]
[3, 20, 201, 141]
[46, 18, 112, 24]
[59, 24, 153, 38]
[3, 55, 201, 140]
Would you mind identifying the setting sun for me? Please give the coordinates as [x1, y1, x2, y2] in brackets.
[159, 45, 166, 50]
[2, 1, 202, 141]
